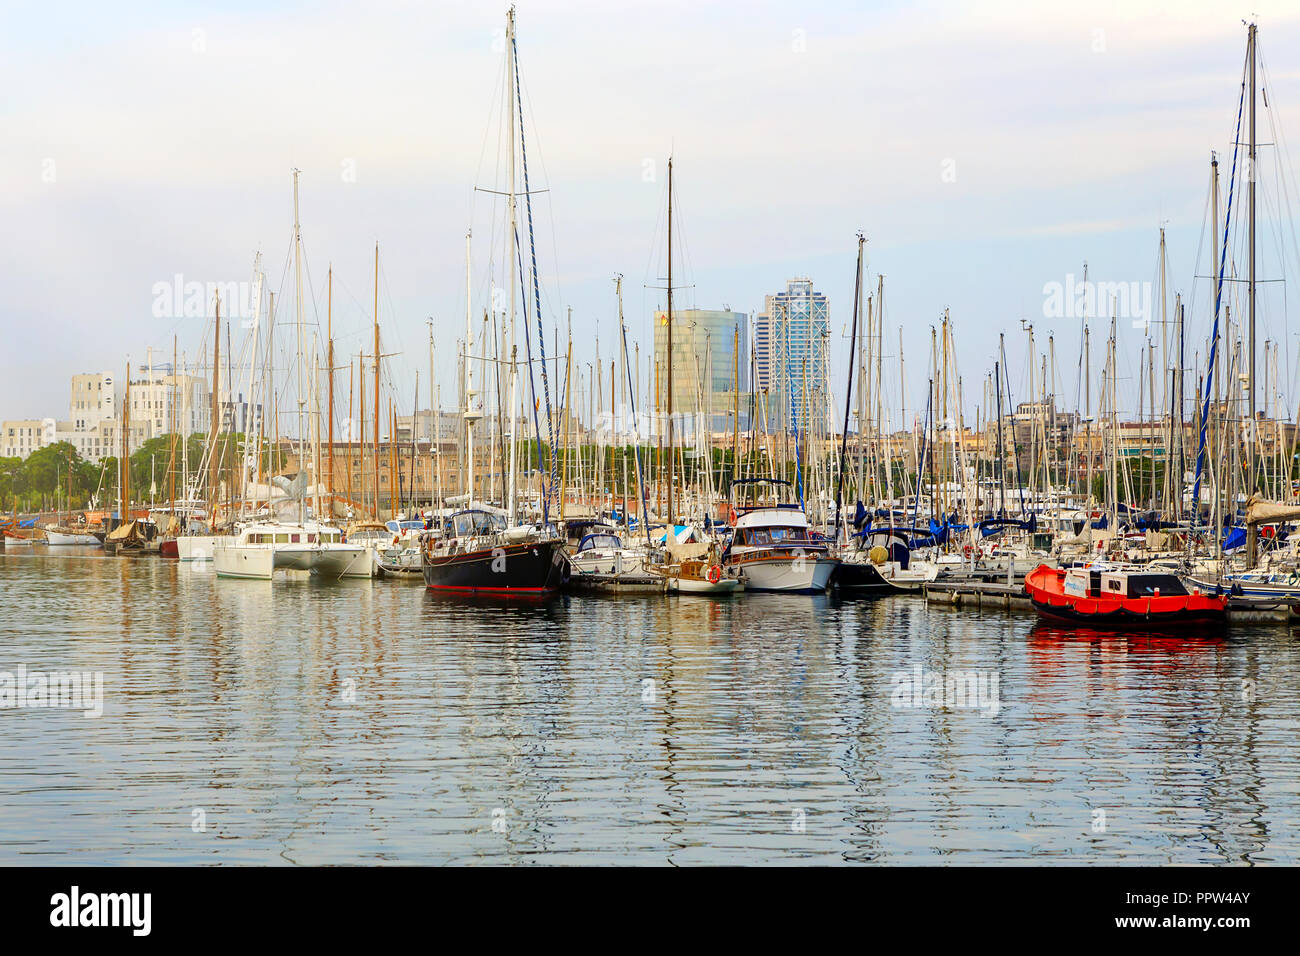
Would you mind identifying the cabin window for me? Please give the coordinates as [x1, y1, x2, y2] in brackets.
[307, 534, 316, 543]
[1127, 575, 1187, 598]
[291, 534, 301, 543]
[275, 533, 288, 544]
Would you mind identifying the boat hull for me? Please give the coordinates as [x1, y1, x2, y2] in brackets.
[726, 553, 838, 593]
[214, 544, 275, 579]
[43, 529, 100, 547]
[176, 535, 223, 562]
[423, 539, 567, 594]
[1025, 565, 1227, 631]
[830, 559, 895, 595]
[669, 575, 741, 594]
[312, 545, 372, 578]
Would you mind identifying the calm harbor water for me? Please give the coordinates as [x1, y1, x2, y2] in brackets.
[2, 547, 1299, 865]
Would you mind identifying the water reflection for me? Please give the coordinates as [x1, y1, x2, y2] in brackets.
[1, 549, 1298, 864]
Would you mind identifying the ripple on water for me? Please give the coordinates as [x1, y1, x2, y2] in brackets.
[1, 549, 1298, 864]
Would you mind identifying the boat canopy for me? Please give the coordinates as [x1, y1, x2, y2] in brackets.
[577, 532, 622, 552]
[444, 509, 506, 538]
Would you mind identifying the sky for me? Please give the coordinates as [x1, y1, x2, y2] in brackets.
[3, 0, 1300, 432]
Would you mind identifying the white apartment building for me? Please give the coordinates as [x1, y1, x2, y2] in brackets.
[69, 372, 117, 431]
[1, 419, 57, 459]
[4, 367, 212, 464]
[127, 371, 210, 438]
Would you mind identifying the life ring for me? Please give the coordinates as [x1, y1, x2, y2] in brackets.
[728, 506, 737, 525]
[707, 564, 723, 584]
[962, 544, 972, 557]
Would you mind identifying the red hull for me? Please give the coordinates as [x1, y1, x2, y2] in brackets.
[1024, 564, 1227, 631]
[159, 539, 179, 559]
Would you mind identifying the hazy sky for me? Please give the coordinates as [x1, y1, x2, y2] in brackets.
[3, 0, 1299, 430]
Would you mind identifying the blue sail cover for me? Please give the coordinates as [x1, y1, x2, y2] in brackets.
[1222, 526, 1246, 552]
[927, 519, 950, 545]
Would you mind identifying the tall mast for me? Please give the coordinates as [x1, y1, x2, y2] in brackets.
[464, 229, 476, 506]
[168, 336, 176, 519]
[389, 400, 398, 519]
[436, 317, 441, 512]
[1247, 21, 1258, 490]
[209, 294, 221, 518]
[121, 362, 131, 521]
[1084, 324, 1091, 502]
[327, 265, 335, 505]
[833, 233, 864, 542]
[360, 353, 367, 514]
[373, 243, 381, 517]
[505, 6, 520, 523]
[666, 154, 675, 524]
[293, 169, 306, 523]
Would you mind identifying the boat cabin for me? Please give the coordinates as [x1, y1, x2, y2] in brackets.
[1064, 567, 1188, 599]
[240, 525, 344, 546]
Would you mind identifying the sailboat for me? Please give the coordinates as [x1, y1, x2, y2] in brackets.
[214, 171, 365, 580]
[420, 7, 567, 595]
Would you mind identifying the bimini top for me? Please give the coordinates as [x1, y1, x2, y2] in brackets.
[733, 506, 811, 530]
[443, 509, 506, 538]
[577, 531, 623, 552]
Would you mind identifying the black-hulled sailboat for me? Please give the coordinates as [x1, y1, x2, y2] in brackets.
[421, 6, 568, 595]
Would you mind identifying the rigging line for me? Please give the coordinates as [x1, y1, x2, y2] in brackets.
[514, 223, 550, 516]
[517, 76, 565, 325]
[512, 27, 558, 520]
[1191, 56, 1248, 531]
[1259, 47, 1300, 304]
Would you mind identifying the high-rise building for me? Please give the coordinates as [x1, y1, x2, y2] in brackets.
[652, 308, 749, 434]
[127, 369, 211, 439]
[754, 278, 830, 433]
[753, 313, 775, 393]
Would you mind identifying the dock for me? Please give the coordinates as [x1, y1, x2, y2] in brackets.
[567, 571, 666, 593]
[924, 580, 1033, 611]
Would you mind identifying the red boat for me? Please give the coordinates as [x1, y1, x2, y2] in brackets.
[1025, 564, 1227, 630]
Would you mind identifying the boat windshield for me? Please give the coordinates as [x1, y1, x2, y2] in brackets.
[735, 526, 814, 547]
[578, 533, 621, 552]
[446, 510, 505, 537]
